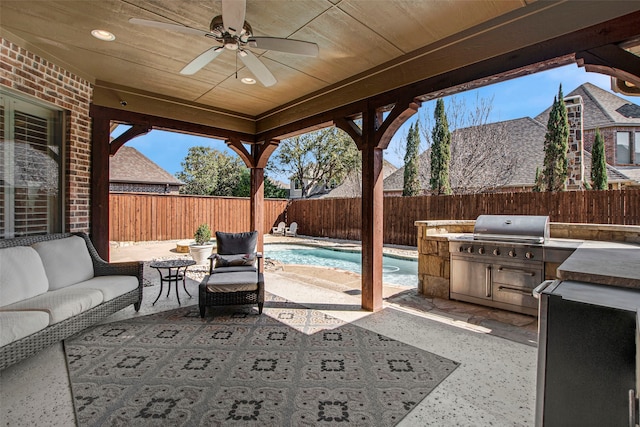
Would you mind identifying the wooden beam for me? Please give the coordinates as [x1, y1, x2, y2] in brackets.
[375, 97, 422, 149]
[576, 44, 640, 87]
[334, 117, 363, 149]
[89, 109, 111, 260]
[109, 124, 151, 156]
[90, 105, 255, 143]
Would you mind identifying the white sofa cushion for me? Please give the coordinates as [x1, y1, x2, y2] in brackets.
[0, 246, 49, 307]
[33, 236, 94, 290]
[72, 275, 138, 301]
[0, 287, 103, 324]
[0, 311, 50, 347]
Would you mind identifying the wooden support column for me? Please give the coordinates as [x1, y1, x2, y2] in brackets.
[90, 111, 111, 260]
[250, 167, 265, 260]
[337, 97, 420, 312]
[360, 140, 384, 312]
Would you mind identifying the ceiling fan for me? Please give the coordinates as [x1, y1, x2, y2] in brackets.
[129, 0, 319, 87]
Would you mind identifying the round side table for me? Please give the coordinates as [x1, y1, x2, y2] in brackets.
[149, 259, 197, 305]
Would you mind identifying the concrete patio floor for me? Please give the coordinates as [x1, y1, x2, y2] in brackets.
[0, 235, 537, 426]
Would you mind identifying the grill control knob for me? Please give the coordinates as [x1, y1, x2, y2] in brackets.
[459, 246, 465, 252]
[525, 252, 534, 259]
[508, 249, 517, 257]
[478, 247, 486, 255]
[493, 248, 500, 256]
[467, 246, 474, 254]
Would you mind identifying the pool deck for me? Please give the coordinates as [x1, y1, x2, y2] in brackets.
[1, 234, 538, 426]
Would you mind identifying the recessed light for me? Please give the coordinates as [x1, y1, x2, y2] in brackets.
[241, 77, 256, 85]
[91, 29, 115, 41]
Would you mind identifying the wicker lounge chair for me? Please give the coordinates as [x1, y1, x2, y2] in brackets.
[198, 231, 264, 317]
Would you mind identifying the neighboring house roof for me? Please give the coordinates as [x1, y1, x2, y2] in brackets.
[324, 160, 398, 198]
[613, 166, 640, 184]
[582, 151, 631, 183]
[110, 146, 183, 186]
[535, 82, 640, 129]
[384, 83, 637, 193]
[384, 117, 547, 191]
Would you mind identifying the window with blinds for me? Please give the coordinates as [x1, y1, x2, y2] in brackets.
[1, 91, 63, 239]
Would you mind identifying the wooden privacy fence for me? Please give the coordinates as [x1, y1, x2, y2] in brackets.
[287, 189, 640, 247]
[110, 189, 639, 245]
[109, 193, 288, 242]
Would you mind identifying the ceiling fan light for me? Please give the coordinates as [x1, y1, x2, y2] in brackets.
[241, 77, 256, 85]
[91, 29, 115, 41]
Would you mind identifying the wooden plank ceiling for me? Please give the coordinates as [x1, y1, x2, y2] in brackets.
[1, 1, 639, 136]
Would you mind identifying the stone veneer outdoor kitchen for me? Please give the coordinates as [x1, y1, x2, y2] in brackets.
[415, 220, 640, 300]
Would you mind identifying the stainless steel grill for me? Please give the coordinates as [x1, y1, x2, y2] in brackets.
[473, 214, 550, 244]
[449, 215, 552, 316]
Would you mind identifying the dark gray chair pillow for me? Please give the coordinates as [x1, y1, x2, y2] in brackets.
[215, 231, 258, 255]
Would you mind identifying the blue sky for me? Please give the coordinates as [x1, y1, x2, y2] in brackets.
[118, 64, 636, 180]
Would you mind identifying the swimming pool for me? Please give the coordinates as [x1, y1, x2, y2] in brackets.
[264, 244, 418, 287]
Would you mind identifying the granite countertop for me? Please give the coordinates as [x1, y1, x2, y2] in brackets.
[557, 240, 640, 289]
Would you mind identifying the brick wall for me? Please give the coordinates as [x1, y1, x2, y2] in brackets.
[1, 37, 93, 233]
[584, 126, 640, 166]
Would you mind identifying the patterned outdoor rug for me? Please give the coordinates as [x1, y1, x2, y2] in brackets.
[64, 295, 459, 426]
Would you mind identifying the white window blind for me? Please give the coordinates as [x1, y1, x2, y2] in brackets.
[1, 92, 63, 238]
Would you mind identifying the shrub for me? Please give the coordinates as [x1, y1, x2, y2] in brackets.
[194, 223, 212, 245]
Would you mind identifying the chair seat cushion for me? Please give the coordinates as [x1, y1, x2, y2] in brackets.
[0, 311, 50, 347]
[205, 272, 259, 293]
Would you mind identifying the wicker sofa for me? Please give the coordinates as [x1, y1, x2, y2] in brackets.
[0, 232, 143, 370]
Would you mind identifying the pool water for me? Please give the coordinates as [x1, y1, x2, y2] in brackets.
[264, 244, 418, 287]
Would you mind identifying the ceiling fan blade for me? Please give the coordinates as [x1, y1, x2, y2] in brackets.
[128, 18, 208, 37]
[239, 50, 276, 87]
[249, 37, 319, 57]
[222, 0, 246, 36]
[180, 47, 224, 75]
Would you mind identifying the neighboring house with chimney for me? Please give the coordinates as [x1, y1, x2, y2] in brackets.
[109, 146, 183, 194]
[535, 82, 640, 183]
[384, 83, 638, 195]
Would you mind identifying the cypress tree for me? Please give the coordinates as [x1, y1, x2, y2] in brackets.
[403, 122, 421, 196]
[542, 84, 569, 192]
[430, 98, 452, 195]
[533, 167, 543, 192]
[591, 128, 608, 190]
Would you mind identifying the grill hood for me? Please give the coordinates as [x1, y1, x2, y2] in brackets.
[473, 215, 550, 244]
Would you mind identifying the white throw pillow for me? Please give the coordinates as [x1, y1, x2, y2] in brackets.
[0, 246, 49, 306]
[33, 236, 94, 290]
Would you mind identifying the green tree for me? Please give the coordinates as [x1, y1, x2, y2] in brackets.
[176, 146, 244, 196]
[231, 169, 288, 198]
[591, 128, 608, 190]
[541, 84, 569, 192]
[430, 98, 452, 195]
[269, 127, 360, 198]
[533, 167, 543, 192]
[403, 122, 421, 196]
